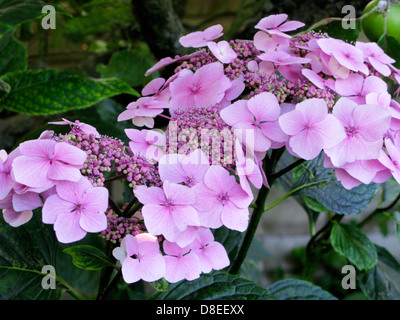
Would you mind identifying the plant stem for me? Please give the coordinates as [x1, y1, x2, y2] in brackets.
[229, 148, 285, 275]
[269, 158, 306, 181]
[229, 184, 270, 275]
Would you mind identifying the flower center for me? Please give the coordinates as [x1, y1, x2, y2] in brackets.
[218, 192, 230, 205]
[345, 126, 358, 137]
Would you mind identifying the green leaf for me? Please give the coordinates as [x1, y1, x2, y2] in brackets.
[149, 271, 270, 300]
[331, 223, 377, 271]
[63, 245, 115, 271]
[302, 196, 328, 213]
[0, 0, 47, 28]
[308, 18, 362, 42]
[0, 212, 62, 299]
[377, 35, 400, 69]
[151, 278, 169, 292]
[0, 35, 26, 76]
[0, 69, 138, 115]
[359, 244, 400, 300]
[96, 46, 158, 87]
[392, 211, 400, 242]
[267, 279, 337, 300]
[292, 153, 378, 215]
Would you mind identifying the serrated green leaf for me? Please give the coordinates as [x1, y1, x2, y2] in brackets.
[0, 212, 62, 299]
[0, 69, 138, 115]
[302, 196, 328, 213]
[292, 153, 378, 215]
[149, 271, 271, 300]
[359, 244, 400, 300]
[331, 223, 377, 271]
[63, 245, 115, 271]
[267, 279, 337, 300]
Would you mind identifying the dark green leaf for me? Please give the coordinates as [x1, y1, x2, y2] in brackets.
[0, 212, 62, 299]
[0, 0, 46, 28]
[63, 245, 115, 271]
[310, 18, 362, 42]
[302, 196, 328, 213]
[392, 211, 400, 242]
[292, 153, 378, 215]
[359, 244, 400, 300]
[149, 271, 270, 300]
[0, 69, 138, 115]
[331, 223, 377, 271]
[267, 279, 337, 300]
[0, 35, 26, 75]
[377, 35, 400, 69]
[96, 46, 158, 87]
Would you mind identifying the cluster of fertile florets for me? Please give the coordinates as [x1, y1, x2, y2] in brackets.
[100, 208, 146, 243]
[2, 13, 400, 287]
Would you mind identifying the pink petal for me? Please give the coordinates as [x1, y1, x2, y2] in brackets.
[12, 156, 53, 189]
[141, 78, 166, 96]
[278, 109, 305, 135]
[54, 142, 87, 166]
[47, 161, 82, 182]
[3, 209, 33, 227]
[42, 194, 76, 224]
[56, 178, 93, 204]
[277, 20, 305, 32]
[54, 211, 87, 243]
[12, 192, 42, 212]
[255, 14, 288, 30]
[203, 24, 224, 41]
[289, 128, 324, 160]
[220, 202, 249, 232]
[247, 92, 280, 121]
[19, 139, 56, 158]
[141, 204, 180, 241]
[134, 185, 166, 205]
[203, 241, 230, 270]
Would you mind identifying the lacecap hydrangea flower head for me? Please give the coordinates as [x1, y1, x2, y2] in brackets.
[2, 13, 400, 286]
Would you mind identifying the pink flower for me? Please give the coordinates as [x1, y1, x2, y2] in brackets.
[125, 129, 165, 161]
[118, 96, 167, 128]
[42, 177, 109, 243]
[235, 139, 263, 196]
[48, 118, 100, 138]
[169, 62, 231, 109]
[278, 98, 346, 160]
[378, 138, 400, 184]
[220, 92, 283, 153]
[207, 40, 237, 64]
[258, 51, 311, 66]
[179, 24, 223, 48]
[0, 191, 41, 227]
[193, 165, 253, 231]
[355, 41, 395, 77]
[253, 31, 290, 52]
[324, 155, 390, 190]
[134, 181, 200, 242]
[333, 74, 388, 105]
[254, 14, 305, 38]
[317, 38, 369, 76]
[324, 98, 391, 167]
[113, 233, 166, 283]
[12, 139, 87, 190]
[191, 227, 230, 273]
[163, 240, 201, 283]
[0, 148, 20, 200]
[158, 149, 210, 187]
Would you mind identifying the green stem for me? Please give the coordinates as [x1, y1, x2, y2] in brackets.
[229, 184, 270, 275]
[264, 179, 331, 212]
[229, 148, 285, 275]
